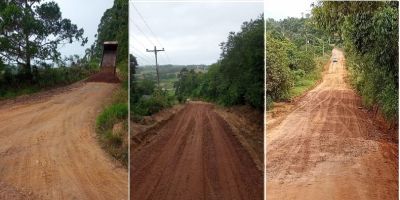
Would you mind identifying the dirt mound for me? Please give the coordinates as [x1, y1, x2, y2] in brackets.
[131, 104, 185, 150]
[215, 105, 264, 171]
[86, 70, 120, 83]
[131, 102, 263, 200]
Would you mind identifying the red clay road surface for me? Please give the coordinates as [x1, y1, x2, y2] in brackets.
[0, 83, 127, 200]
[267, 49, 398, 199]
[131, 102, 263, 200]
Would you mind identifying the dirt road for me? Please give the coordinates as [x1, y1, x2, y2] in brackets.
[131, 102, 263, 200]
[0, 83, 127, 200]
[267, 49, 398, 199]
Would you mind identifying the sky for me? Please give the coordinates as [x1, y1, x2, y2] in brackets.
[52, 0, 314, 64]
[130, 1, 263, 66]
[49, 0, 114, 58]
[265, 0, 316, 20]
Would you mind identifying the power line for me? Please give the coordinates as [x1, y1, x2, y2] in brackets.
[131, 5, 173, 64]
[132, 5, 165, 50]
[133, 53, 151, 65]
[131, 46, 152, 63]
[131, 35, 158, 61]
[146, 46, 165, 86]
[131, 48, 153, 65]
[131, 33, 169, 64]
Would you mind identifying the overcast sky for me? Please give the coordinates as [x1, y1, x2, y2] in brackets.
[265, 0, 316, 20]
[53, 0, 314, 64]
[50, 0, 114, 58]
[130, 1, 263, 66]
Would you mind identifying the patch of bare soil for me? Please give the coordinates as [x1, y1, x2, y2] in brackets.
[0, 81, 85, 109]
[215, 105, 263, 171]
[0, 82, 127, 200]
[131, 102, 263, 200]
[130, 104, 185, 150]
[267, 49, 398, 200]
[86, 70, 120, 83]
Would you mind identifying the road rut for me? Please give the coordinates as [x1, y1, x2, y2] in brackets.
[131, 102, 263, 200]
[267, 49, 398, 199]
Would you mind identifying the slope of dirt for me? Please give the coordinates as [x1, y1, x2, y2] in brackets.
[215, 105, 264, 171]
[131, 104, 185, 150]
[0, 82, 127, 200]
[267, 49, 398, 200]
[131, 102, 263, 200]
[86, 71, 120, 83]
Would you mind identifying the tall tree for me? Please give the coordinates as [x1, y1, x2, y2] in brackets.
[312, 1, 399, 120]
[0, 0, 87, 81]
[94, 0, 128, 65]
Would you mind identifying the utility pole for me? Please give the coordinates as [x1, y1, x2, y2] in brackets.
[146, 46, 164, 87]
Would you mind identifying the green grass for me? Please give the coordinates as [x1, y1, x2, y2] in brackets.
[290, 76, 319, 98]
[96, 103, 128, 131]
[94, 60, 129, 166]
[289, 54, 330, 99]
[0, 86, 40, 100]
[96, 101, 128, 166]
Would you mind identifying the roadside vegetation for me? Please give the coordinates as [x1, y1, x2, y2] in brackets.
[313, 1, 398, 122]
[266, 16, 332, 109]
[95, 0, 128, 166]
[131, 15, 264, 120]
[0, 0, 92, 99]
[174, 15, 264, 111]
[0, 0, 129, 165]
[130, 56, 176, 119]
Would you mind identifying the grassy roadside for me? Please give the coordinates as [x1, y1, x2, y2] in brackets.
[0, 66, 98, 100]
[289, 54, 331, 99]
[0, 86, 40, 100]
[95, 62, 128, 167]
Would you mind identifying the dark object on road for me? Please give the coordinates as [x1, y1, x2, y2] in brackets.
[86, 41, 120, 83]
[333, 57, 338, 62]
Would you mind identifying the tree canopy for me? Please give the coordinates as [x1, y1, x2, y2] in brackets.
[91, 0, 128, 67]
[312, 1, 399, 120]
[0, 0, 87, 81]
[174, 15, 264, 110]
[266, 16, 330, 107]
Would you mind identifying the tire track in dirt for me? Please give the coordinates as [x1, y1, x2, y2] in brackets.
[267, 49, 398, 200]
[131, 102, 263, 200]
[0, 83, 127, 200]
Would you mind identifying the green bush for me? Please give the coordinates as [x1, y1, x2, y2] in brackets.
[96, 103, 128, 132]
[313, 1, 398, 121]
[133, 89, 174, 116]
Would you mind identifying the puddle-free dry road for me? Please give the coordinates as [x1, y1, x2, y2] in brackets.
[131, 102, 263, 200]
[0, 83, 127, 200]
[267, 49, 398, 200]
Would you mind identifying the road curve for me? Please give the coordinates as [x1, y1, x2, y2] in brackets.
[131, 102, 263, 200]
[0, 83, 127, 200]
[267, 49, 398, 199]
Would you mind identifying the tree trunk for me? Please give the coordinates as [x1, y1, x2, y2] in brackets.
[23, 0, 32, 83]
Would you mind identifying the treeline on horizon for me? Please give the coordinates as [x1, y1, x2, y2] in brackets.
[266, 13, 333, 108]
[136, 64, 208, 81]
[313, 1, 398, 121]
[131, 14, 264, 118]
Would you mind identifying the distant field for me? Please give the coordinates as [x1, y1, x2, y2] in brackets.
[136, 64, 209, 94]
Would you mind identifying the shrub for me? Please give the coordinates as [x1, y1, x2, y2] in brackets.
[96, 103, 128, 132]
